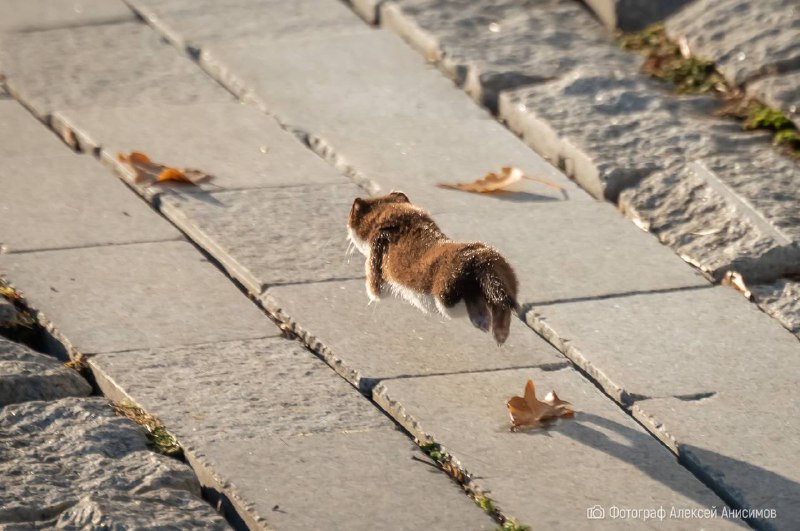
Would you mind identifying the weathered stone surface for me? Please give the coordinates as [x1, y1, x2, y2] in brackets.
[0, 100, 70, 159]
[129, 0, 366, 48]
[499, 69, 759, 200]
[747, 71, 800, 127]
[433, 202, 708, 306]
[618, 165, 782, 278]
[90, 337, 387, 445]
[752, 278, 800, 338]
[200, 29, 488, 130]
[523, 286, 800, 402]
[305, 116, 589, 212]
[665, 0, 800, 86]
[265, 279, 565, 391]
[90, 337, 496, 530]
[583, 0, 694, 31]
[0, 337, 91, 406]
[53, 102, 346, 193]
[198, 430, 496, 531]
[375, 367, 742, 529]
[0, 154, 181, 253]
[382, 0, 636, 108]
[0, 22, 231, 118]
[0, 241, 271, 355]
[0, 0, 135, 32]
[633, 392, 800, 530]
[159, 184, 364, 292]
[348, 0, 381, 24]
[0, 397, 226, 528]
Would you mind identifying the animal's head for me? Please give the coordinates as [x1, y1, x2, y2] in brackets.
[347, 192, 410, 248]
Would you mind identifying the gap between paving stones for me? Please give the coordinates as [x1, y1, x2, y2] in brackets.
[4, 4, 776, 524]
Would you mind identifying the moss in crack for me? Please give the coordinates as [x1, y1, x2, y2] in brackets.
[619, 24, 727, 95]
[721, 100, 800, 154]
[112, 401, 183, 459]
[419, 441, 530, 530]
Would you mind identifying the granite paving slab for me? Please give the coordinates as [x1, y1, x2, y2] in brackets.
[381, 0, 637, 109]
[265, 278, 566, 391]
[303, 116, 590, 213]
[0, 154, 181, 253]
[0, 241, 271, 355]
[751, 278, 800, 338]
[128, 0, 367, 49]
[523, 285, 800, 403]
[374, 367, 743, 529]
[665, 0, 800, 86]
[53, 102, 347, 193]
[0, 101, 71, 159]
[0, 337, 91, 407]
[432, 202, 709, 306]
[747, 71, 800, 128]
[89, 336, 496, 530]
[0, 21, 231, 119]
[633, 392, 800, 530]
[199, 29, 489, 128]
[158, 184, 364, 293]
[0, 0, 135, 33]
[0, 397, 227, 529]
[582, 0, 694, 31]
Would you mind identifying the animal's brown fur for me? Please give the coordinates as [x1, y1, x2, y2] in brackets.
[347, 192, 518, 344]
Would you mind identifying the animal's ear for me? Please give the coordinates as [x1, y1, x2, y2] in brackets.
[388, 191, 410, 203]
[352, 197, 369, 213]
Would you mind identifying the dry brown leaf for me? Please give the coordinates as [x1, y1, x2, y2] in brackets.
[437, 166, 565, 195]
[721, 271, 753, 300]
[507, 379, 574, 431]
[117, 151, 211, 187]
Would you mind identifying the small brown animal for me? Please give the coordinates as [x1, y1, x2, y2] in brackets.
[347, 192, 518, 344]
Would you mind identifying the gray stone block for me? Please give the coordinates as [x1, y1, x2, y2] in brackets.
[129, 0, 367, 48]
[0, 101, 71, 160]
[0, 241, 272, 355]
[665, 0, 800, 86]
[382, 0, 636, 108]
[159, 184, 364, 292]
[618, 165, 783, 278]
[752, 278, 800, 338]
[198, 430, 496, 530]
[374, 367, 742, 529]
[498, 70, 758, 200]
[0, 397, 226, 528]
[89, 337, 496, 530]
[303, 116, 590, 213]
[747, 71, 800, 128]
[0, 154, 181, 253]
[53, 102, 347, 193]
[0, 338, 91, 406]
[0, 299, 16, 327]
[523, 286, 800, 402]
[0, 0, 135, 33]
[0, 22, 231, 118]
[583, 0, 694, 31]
[200, 29, 488, 130]
[433, 202, 708, 306]
[633, 393, 800, 530]
[265, 278, 565, 391]
[90, 337, 387, 445]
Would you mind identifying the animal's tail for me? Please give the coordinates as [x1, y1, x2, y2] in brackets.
[477, 250, 519, 345]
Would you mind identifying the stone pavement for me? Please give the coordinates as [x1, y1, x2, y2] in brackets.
[0, 0, 798, 529]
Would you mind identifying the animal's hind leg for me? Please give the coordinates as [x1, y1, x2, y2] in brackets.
[466, 296, 491, 332]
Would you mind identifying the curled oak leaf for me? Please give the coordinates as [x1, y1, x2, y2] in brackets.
[156, 168, 192, 184]
[721, 271, 753, 300]
[437, 166, 565, 195]
[117, 152, 211, 187]
[507, 379, 574, 431]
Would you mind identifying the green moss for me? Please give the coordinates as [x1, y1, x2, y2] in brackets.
[112, 401, 183, 459]
[497, 519, 531, 531]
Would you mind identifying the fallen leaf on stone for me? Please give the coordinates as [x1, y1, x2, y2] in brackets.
[117, 151, 211, 186]
[437, 166, 565, 195]
[721, 271, 753, 300]
[507, 379, 574, 431]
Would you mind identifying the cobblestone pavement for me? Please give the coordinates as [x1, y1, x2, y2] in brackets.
[1, 0, 798, 529]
